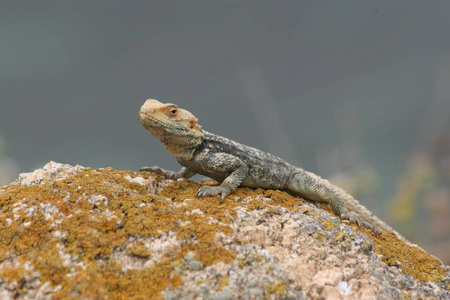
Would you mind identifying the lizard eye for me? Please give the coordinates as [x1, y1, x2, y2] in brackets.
[189, 121, 194, 129]
[169, 108, 177, 116]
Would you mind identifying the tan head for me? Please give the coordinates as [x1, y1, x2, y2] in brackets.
[139, 99, 203, 158]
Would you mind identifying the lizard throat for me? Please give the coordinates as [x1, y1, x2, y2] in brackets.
[160, 136, 201, 159]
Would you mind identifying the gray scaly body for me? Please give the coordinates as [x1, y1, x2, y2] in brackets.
[139, 99, 383, 233]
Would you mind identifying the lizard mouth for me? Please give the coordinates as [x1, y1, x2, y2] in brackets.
[140, 113, 164, 127]
[138, 111, 148, 121]
[138, 111, 161, 125]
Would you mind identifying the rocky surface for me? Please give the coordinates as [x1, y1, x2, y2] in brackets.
[0, 161, 449, 299]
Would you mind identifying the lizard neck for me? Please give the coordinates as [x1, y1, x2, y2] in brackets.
[158, 131, 202, 160]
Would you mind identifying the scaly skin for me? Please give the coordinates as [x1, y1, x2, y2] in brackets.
[138, 99, 381, 233]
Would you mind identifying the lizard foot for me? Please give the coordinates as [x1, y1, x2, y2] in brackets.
[340, 211, 380, 234]
[197, 186, 230, 203]
[139, 166, 170, 177]
[139, 166, 162, 173]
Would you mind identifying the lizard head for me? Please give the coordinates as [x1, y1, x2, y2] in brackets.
[139, 99, 203, 158]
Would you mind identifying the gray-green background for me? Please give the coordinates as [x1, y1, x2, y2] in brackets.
[2, 1, 450, 259]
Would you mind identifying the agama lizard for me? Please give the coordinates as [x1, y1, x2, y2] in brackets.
[138, 99, 382, 233]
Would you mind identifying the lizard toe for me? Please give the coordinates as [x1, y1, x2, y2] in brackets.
[220, 192, 228, 203]
[197, 186, 219, 198]
[197, 189, 207, 198]
[139, 166, 163, 174]
[341, 212, 379, 234]
[197, 186, 231, 202]
[139, 166, 152, 172]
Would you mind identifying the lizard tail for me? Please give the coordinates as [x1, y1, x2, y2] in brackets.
[286, 167, 398, 235]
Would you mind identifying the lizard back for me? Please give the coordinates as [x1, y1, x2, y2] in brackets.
[178, 131, 294, 189]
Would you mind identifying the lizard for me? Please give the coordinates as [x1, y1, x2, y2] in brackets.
[138, 99, 384, 234]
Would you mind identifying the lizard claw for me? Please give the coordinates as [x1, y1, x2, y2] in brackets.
[139, 166, 155, 172]
[197, 186, 230, 203]
[341, 211, 380, 234]
[139, 166, 164, 175]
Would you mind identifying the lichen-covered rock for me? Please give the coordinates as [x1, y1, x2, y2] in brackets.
[0, 162, 449, 299]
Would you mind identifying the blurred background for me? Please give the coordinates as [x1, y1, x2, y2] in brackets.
[1, 1, 450, 263]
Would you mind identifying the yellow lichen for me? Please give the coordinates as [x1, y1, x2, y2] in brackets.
[247, 198, 267, 211]
[127, 241, 151, 258]
[369, 231, 446, 282]
[196, 279, 204, 286]
[32, 244, 69, 286]
[0, 166, 447, 300]
[0, 168, 238, 298]
[265, 280, 287, 297]
[315, 232, 326, 245]
[263, 189, 303, 209]
[217, 275, 229, 291]
[238, 258, 247, 269]
[1, 266, 26, 282]
[322, 219, 338, 230]
[53, 258, 182, 300]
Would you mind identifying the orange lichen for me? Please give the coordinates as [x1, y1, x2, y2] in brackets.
[0, 168, 238, 298]
[322, 219, 339, 230]
[0, 266, 29, 296]
[263, 189, 302, 208]
[265, 280, 287, 297]
[60, 211, 127, 260]
[32, 245, 70, 286]
[247, 198, 268, 211]
[217, 274, 229, 291]
[0, 167, 447, 299]
[1, 266, 26, 282]
[369, 231, 446, 282]
[53, 258, 182, 300]
[127, 241, 151, 258]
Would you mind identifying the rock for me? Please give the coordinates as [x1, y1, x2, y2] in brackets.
[0, 162, 449, 299]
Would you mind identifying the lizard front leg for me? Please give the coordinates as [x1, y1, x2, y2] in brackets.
[139, 166, 196, 180]
[196, 153, 248, 202]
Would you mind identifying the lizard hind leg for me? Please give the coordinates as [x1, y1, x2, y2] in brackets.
[285, 169, 346, 214]
[286, 169, 378, 233]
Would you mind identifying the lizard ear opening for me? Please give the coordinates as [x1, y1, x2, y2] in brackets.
[191, 118, 201, 131]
